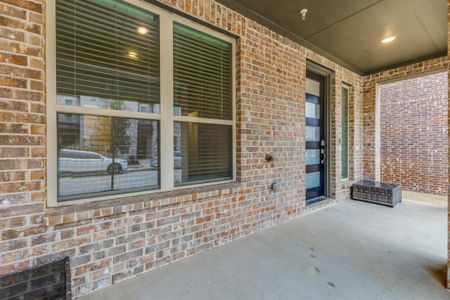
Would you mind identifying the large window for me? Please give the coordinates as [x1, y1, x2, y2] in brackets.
[341, 85, 349, 180]
[48, 0, 235, 204]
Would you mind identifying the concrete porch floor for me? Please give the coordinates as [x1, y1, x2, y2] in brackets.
[81, 200, 448, 300]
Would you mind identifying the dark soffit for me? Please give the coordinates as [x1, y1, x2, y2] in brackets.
[216, 0, 447, 75]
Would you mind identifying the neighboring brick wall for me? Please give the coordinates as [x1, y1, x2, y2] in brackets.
[362, 56, 449, 181]
[0, 0, 365, 297]
[379, 71, 448, 195]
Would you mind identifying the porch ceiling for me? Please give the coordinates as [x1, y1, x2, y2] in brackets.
[217, 0, 447, 74]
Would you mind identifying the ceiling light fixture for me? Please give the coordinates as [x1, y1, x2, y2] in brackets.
[300, 8, 308, 21]
[128, 51, 138, 59]
[137, 26, 149, 35]
[381, 36, 396, 44]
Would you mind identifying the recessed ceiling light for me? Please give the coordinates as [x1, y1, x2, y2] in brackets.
[300, 8, 308, 21]
[137, 26, 149, 35]
[128, 51, 138, 59]
[381, 36, 396, 44]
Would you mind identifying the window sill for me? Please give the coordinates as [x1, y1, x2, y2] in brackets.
[44, 181, 242, 226]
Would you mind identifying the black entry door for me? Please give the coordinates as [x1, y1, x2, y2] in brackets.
[305, 71, 326, 204]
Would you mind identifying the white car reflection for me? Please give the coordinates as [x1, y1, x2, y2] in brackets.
[59, 149, 128, 175]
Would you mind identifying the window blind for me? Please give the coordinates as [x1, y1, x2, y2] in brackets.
[174, 122, 232, 185]
[173, 22, 232, 120]
[56, 0, 160, 111]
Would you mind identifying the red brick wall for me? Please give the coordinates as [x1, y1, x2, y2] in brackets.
[0, 0, 364, 297]
[363, 56, 449, 181]
[379, 71, 448, 195]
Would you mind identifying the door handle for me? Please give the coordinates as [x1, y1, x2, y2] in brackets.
[321, 149, 326, 164]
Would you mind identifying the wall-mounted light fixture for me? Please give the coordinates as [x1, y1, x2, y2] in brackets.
[271, 182, 281, 191]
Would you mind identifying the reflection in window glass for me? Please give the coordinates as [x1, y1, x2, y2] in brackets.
[305, 102, 320, 119]
[306, 149, 320, 166]
[306, 171, 321, 189]
[306, 126, 320, 142]
[174, 122, 232, 185]
[57, 113, 159, 200]
[56, 0, 161, 113]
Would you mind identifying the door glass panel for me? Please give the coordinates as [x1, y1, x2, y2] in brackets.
[306, 72, 325, 203]
[306, 149, 320, 165]
[306, 102, 320, 119]
[306, 126, 320, 141]
[306, 78, 320, 96]
[306, 171, 320, 189]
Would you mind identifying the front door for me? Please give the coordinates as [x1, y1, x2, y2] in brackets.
[305, 71, 326, 205]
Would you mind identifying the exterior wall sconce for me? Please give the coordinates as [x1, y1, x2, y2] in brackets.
[271, 182, 281, 191]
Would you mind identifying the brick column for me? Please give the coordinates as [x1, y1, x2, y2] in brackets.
[447, 0, 450, 289]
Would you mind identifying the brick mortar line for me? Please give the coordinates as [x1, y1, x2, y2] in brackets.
[0, 12, 30, 23]
[0, 62, 44, 71]
[0, 49, 42, 58]
[0, 109, 46, 114]
[0, 1, 42, 14]
[0, 25, 43, 37]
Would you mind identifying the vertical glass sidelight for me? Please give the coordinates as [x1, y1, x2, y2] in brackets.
[341, 86, 349, 179]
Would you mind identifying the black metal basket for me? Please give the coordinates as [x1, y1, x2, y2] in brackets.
[352, 180, 402, 207]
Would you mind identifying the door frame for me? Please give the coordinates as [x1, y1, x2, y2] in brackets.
[306, 60, 332, 199]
